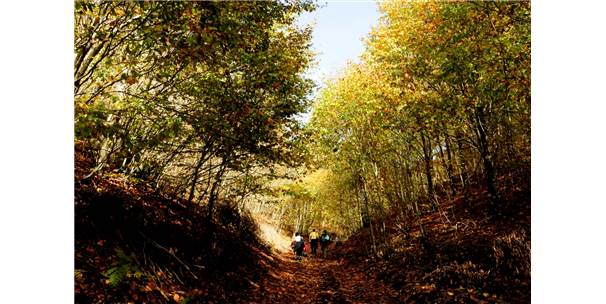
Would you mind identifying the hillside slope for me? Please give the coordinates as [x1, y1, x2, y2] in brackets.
[75, 151, 275, 303]
[331, 186, 531, 303]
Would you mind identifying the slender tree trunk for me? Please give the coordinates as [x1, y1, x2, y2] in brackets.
[455, 131, 470, 203]
[420, 132, 437, 210]
[358, 174, 371, 228]
[503, 115, 518, 191]
[207, 159, 228, 221]
[187, 152, 207, 206]
[354, 188, 365, 229]
[296, 203, 303, 233]
[153, 135, 195, 187]
[276, 205, 286, 230]
[358, 172, 378, 257]
[474, 107, 499, 213]
[442, 132, 457, 196]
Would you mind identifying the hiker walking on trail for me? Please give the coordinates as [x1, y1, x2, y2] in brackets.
[320, 230, 331, 258]
[309, 229, 320, 255]
[292, 232, 305, 260]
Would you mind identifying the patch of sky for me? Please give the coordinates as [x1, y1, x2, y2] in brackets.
[295, 1, 380, 124]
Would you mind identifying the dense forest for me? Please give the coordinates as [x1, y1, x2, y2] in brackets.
[75, 1, 530, 303]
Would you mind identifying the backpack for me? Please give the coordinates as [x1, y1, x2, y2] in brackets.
[322, 234, 330, 242]
[294, 241, 304, 250]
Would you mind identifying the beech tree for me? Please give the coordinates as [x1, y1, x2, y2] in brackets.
[75, 1, 316, 219]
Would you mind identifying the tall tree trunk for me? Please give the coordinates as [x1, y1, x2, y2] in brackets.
[359, 174, 377, 257]
[455, 131, 470, 203]
[206, 159, 228, 221]
[187, 152, 207, 206]
[503, 114, 518, 191]
[357, 174, 371, 228]
[400, 158, 418, 215]
[474, 107, 499, 213]
[420, 131, 437, 210]
[442, 132, 457, 196]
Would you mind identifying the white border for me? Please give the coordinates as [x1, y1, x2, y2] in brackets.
[533, 0, 606, 302]
[0, 0, 73, 302]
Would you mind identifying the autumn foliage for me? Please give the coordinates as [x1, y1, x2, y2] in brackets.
[75, 0, 531, 303]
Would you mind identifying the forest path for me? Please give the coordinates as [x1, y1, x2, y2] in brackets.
[251, 221, 398, 303]
[249, 249, 399, 303]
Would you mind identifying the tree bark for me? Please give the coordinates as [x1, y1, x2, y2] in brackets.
[474, 107, 499, 213]
[187, 152, 208, 206]
[206, 159, 228, 221]
[455, 131, 470, 203]
[420, 131, 437, 210]
[442, 132, 457, 196]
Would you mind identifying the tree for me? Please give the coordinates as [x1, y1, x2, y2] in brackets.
[75, 0, 317, 220]
[287, 0, 530, 250]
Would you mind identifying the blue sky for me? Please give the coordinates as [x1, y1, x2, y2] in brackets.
[296, 1, 380, 121]
[298, 1, 380, 92]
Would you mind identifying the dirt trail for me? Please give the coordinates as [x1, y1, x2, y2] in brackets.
[249, 250, 398, 304]
[250, 222, 397, 303]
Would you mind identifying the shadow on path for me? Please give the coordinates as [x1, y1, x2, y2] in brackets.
[249, 250, 398, 304]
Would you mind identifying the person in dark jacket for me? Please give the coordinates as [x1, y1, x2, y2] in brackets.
[320, 230, 331, 258]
